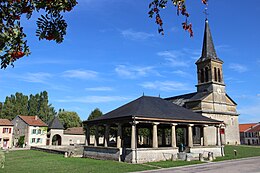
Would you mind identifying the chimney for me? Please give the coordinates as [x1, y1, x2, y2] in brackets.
[35, 116, 38, 120]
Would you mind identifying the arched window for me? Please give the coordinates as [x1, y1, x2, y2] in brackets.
[218, 68, 222, 82]
[205, 67, 209, 82]
[214, 67, 217, 81]
[200, 69, 204, 83]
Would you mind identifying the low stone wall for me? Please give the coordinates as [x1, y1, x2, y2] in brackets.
[134, 147, 179, 163]
[83, 146, 120, 161]
[190, 146, 224, 157]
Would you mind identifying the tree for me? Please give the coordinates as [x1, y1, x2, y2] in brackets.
[148, 0, 208, 36]
[58, 110, 82, 129]
[87, 108, 103, 120]
[0, 0, 78, 69]
[0, 91, 56, 121]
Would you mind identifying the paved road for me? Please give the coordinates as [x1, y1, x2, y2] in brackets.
[136, 157, 260, 173]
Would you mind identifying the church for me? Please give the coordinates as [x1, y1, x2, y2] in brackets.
[165, 19, 240, 145]
[82, 20, 240, 163]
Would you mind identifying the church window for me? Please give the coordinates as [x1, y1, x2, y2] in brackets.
[205, 67, 209, 82]
[200, 69, 204, 83]
[214, 67, 217, 81]
[218, 68, 222, 82]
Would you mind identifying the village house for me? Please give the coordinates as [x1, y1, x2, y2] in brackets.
[12, 115, 48, 147]
[240, 123, 260, 145]
[0, 119, 13, 149]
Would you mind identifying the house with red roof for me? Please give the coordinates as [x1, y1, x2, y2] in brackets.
[12, 115, 48, 147]
[239, 123, 260, 145]
[0, 119, 13, 149]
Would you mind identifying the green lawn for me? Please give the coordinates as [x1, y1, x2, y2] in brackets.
[2, 145, 260, 173]
[215, 145, 260, 161]
[2, 150, 152, 173]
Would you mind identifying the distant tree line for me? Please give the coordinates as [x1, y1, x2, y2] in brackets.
[0, 91, 55, 122]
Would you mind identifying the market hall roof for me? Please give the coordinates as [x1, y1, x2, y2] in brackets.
[84, 96, 222, 124]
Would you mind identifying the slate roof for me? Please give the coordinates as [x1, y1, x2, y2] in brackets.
[19, 115, 47, 127]
[86, 96, 221, 124]
[64, 127, 84, 135]
[165, 92, 237, 107]
[196, 19, 223, 64]
[48, 116, 64, 129]
[0, 119, 13, 126]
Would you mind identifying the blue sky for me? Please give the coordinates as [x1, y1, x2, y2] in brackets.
[0, 0, 259, 123]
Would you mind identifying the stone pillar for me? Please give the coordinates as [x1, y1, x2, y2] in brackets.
[131, 122, 138, 149]
[171, 123, 177, 148]
[94, 126, 99, 147]
[117, 123, 122, 148]
[216, 125, 221, 146]
[104, 124, 110, 147]
[203, 125, 208, 146]
[85, 126, 90, 146]
[188, 124, 194, 148]
[153, 122, 159, 148]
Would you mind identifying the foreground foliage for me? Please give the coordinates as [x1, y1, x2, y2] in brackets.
[0, 0, 77, 68]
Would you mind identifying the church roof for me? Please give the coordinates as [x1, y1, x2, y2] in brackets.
[196, 19, 223, 64]
[48, 116, 64, 129]
[165, 92, 208, 106]
[85, 96, 221, 124]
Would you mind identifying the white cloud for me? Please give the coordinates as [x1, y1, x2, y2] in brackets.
[140, 80, 191, 92]
[19, 72, 52, 83]
[56, 95, 129, 104]
[62, 69, 98, 80]
[172, 70, 192, 78]
[121, 29, 154, 41]
[85, 87, 113, 91]
[157, 50, 192, 67]
[238, 105, 260, 123]
[229, 63, 248, 73]
[257, 94, 260, 97]
[115, 65, 158, 79]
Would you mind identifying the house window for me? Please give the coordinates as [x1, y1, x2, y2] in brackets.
[32, 129, 36, 134]
[32, 138, 36, 143]
[2, 128, 9, 133]
[38, 129, 41, 134]
[37, 138, 41, 143]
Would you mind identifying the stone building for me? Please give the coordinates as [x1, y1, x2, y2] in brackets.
[47, 117, 85, 146]
[0, 119, 13, 149]
[165, 19, 240, 145]
[12, 115, 48, 147]
[83, 96, 224, 163]
[240, 123, 260, 145]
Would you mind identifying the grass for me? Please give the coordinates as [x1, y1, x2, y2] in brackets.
[2, 150, 152, 173]
[1, 145, 260, 173]
[215, 145, 260, 162]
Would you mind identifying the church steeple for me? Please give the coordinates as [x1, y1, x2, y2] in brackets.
[196, 19, 225, 93]
[196, 19, 222, 64]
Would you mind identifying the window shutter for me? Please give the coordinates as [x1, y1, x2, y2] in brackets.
[2, 128, 4, 133]
[9, 128, 11, 133]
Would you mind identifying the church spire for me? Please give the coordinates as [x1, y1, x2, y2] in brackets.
[196, 19, 222, 64]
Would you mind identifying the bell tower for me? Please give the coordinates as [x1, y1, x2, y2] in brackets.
[196, 19, 225, 96]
